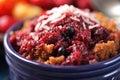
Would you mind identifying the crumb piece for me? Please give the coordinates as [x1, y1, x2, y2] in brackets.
[96, 12, 118, 32]
[94, 40, 118, 61]
[26, 44, 54, 62]
[36, 57, 44, 63]
[21, 20, 32, 32]
[44, 55, 65, 65]
[44, 44, 54, 54]
[26, 55, 31, 60]
[10, 31, 14, 35]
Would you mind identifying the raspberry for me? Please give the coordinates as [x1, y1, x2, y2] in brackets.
[75, 0, 92, 10]
[9, 34, 16, 44]
[29, 0, 54, 9]
[53, 0, 73, 7]
[0, 15, 18, 33]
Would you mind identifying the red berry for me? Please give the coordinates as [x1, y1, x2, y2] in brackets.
[29, 0, 54, 9]
[0, 0, 17, 16]
[53, 0, 73, 7]
[75, 0, 92, 9]
[0, 15, 18, 33]
[9, 35, 16, 44]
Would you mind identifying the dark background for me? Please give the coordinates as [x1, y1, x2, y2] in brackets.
[0, 42, 10, 80]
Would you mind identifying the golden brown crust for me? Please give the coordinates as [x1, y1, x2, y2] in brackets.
[44, 55, 65, 65]
[25, 44, 54, 62]
[94, 13, 120, 61]
[93, 40, 118, 61]
[96, 12, 118, 32]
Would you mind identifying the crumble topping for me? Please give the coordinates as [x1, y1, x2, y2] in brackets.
[9, 5, 120, 66]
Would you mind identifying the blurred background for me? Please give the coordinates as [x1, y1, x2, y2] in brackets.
[0, 0, 120, 80]
[0, 0, 94, 35]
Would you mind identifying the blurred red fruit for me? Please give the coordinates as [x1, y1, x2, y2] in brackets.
[53, 0, 73, 7]
[75, 0, 93, 10]
[0, 15, 18, 33]
[0, 0, 17, 16]
[28, 0, 54, 9]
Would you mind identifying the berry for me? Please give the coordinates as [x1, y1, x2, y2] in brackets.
[57, 46, 68, 57]
[0, 0, 17, 16]
[0, 15, 18, 33]
[29, 0, 54, 9]
[9, 35, 16, 44]
[75, 0, 93, 10]
[53, 0, 73, 7]
[64, 25, 75, 38]
[93, 27, 110, 42]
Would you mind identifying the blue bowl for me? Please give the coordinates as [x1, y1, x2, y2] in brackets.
[4, 21, 120, 80]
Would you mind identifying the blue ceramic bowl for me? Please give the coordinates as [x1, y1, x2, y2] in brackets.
[4, 21, 120, 80]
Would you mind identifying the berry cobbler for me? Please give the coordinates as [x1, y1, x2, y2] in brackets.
[9, 5, 120, 66]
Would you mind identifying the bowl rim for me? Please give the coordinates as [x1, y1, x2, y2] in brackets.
[4, 21, 120, 71]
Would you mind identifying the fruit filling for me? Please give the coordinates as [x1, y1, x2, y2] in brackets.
[9, 5, 120, 66]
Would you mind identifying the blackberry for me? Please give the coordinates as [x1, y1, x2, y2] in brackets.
[64, 25, 75, 38]
[57, 46, 68, 57]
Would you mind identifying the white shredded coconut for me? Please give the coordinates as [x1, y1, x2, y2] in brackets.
[35, 4, 99, 31]
[89, 24, 100, 29]
[35, 22, 41, 31]
[70, 16, 80, 21]
[51, 14, 66, 23]
[82, 22, 87, 29]
[81, 16, 94, 25]
[37, 15, 48, 22]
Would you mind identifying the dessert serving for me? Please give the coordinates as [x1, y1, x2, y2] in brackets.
[9, 5, 120, 66]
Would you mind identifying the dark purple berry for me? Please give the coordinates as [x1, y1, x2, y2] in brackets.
[65, 25, 75, 38]
[94, 27, 109, 38]
[92, 27, 110, 42]
[57, 46, 68, 57]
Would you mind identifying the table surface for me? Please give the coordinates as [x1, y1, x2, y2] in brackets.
[0, 42, 10, 80]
